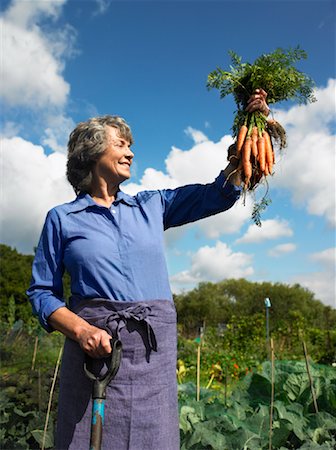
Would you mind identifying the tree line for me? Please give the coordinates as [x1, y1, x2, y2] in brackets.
[174, 278, 336, 335]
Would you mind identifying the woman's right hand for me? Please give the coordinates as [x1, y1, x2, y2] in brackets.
[48, 307, 112, 358]
[77, 324, 112, 358]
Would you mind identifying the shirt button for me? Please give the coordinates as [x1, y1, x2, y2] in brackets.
[112, 210, 116, 214]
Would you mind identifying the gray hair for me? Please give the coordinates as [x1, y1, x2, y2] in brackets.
[66, 115, 133, 194]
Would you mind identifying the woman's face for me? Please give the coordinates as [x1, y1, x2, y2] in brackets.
[93, 126, 134, 185]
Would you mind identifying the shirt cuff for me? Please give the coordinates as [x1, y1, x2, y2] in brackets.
[40, 299, 66, 333]
[215, 170, 242, 199]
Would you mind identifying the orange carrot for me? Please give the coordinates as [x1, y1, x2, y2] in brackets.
[251, 126, 258, 159]
[257, 135, 266, 173]
[264, 131, 274, 174]
[236, 125, 248, 153]
[242, 136, 252, 186]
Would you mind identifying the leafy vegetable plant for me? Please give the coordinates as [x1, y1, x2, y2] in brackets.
[179, 361, 336, 450]
[207, 47, 316, 225]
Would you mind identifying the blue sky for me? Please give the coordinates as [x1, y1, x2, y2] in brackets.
[1, 0, 335, 307]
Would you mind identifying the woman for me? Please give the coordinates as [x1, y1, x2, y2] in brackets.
[27, 91, 269, 450]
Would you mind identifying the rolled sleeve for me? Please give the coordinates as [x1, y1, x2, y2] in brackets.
[34, 293, 65, 333]
[26, 209, 66, 332]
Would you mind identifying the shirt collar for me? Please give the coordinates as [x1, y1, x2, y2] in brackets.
[114, 190, 139, 207]
[67, 190, 139, 213]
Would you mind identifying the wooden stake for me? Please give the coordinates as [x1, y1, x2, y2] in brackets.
[269, 338, 275, 450]
[196, 323, 204, 401]
[224, 366, 228, 407]
[302, 341, 319, 413]
[31, 336, 39, 371]
[38, 368, 42, 412]
[196, 344, 201, 401]
[42, 346, 63, 450]
[206, 373, 214, 390]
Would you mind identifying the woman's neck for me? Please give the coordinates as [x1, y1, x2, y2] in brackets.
[90, 182, 119, 208]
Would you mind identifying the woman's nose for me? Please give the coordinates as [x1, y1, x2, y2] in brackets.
[126, 148, 134, 159]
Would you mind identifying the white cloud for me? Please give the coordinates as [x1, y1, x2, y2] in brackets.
[268, 243, 296, 257]
[197, 196, 253, 238]
[125, 168, 179, 194]
[124, 134, 234, 193]
[184, 126, 208, 144]
[1, 121, 22, 138]
[0, 136, 73, 253]
[270, 79, 336, 227]
[164, 225, 190, 248]
[1, 0, 76, 157]
[303, 247, 336, 308]
[280, 247, 335, 308]
[165, 135, 233, 185]
[3, 0, 65, 27]
[170, 241, 254, 292]
[93, 0, 111, 16]
[273, 79, 335, 134]
[309, 247, 335, 267]
[294, 272, 336, 309]
[41, 114, 75, 153]
[236, 219, 293, 244]
[1, 0, 72, 109]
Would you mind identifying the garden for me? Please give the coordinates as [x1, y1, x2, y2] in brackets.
[0, 244, 335, 449]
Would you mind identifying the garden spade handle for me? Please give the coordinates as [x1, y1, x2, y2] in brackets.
[84, 338, 122, 450]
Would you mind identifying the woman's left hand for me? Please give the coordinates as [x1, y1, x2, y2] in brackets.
[245, 88, 270, 116]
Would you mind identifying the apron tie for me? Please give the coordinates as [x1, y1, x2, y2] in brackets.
[104, 304, 157, 357]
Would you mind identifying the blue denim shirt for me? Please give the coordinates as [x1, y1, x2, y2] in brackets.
[27, 171, 240, 331]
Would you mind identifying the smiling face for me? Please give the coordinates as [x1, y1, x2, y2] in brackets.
[92, 126, 134, 187]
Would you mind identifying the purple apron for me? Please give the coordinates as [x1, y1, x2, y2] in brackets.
[55, 299, 179, 450]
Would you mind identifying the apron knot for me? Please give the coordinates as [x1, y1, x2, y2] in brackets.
[105, 304, 157, 360]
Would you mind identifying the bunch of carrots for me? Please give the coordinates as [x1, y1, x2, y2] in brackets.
[233, 113, 280, 190]
[207, 47, 316, 222]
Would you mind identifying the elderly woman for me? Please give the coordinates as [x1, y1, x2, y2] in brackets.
[27, 90, 269, 450]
